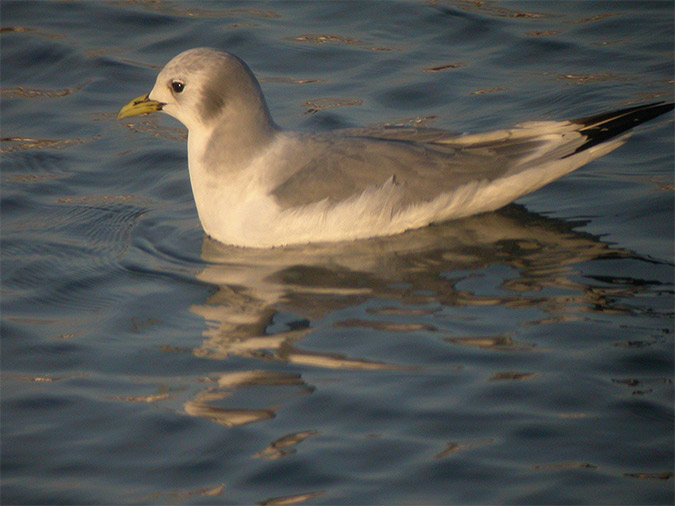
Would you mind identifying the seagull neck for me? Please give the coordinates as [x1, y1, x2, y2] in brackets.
[188, 108, 279, 176]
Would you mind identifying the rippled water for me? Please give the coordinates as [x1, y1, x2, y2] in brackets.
[2, 1, 673, 504]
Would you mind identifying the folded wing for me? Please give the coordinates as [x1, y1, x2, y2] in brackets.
[271, 102, 673, 213]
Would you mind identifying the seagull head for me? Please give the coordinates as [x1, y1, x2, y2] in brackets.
[118, 48, 275, 134]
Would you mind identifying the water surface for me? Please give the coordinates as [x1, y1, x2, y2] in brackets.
[1, 1, 673, 504]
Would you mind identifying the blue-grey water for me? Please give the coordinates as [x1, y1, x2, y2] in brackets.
[1, 1, 673, 504]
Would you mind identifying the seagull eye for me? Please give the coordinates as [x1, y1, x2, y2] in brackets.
[171, 81, 184, 93]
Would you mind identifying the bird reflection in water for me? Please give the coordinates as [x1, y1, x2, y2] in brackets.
[181, 204, 654, 428]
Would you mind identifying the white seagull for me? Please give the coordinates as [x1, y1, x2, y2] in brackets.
[118, 48, 672, 248]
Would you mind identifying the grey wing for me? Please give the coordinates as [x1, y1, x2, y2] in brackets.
[271, 131, 511, 209]
[271, 102, 673, 211]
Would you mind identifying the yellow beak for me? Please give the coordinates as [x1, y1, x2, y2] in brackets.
[117, 94, 164, 120]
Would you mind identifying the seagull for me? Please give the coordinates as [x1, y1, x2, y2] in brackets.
[118, 48, 672, 248]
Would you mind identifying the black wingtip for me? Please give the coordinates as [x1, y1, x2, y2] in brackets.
[567, 101, 673, 156]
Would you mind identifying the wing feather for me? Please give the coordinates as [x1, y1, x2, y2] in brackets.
[271, 102, 673, 211]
